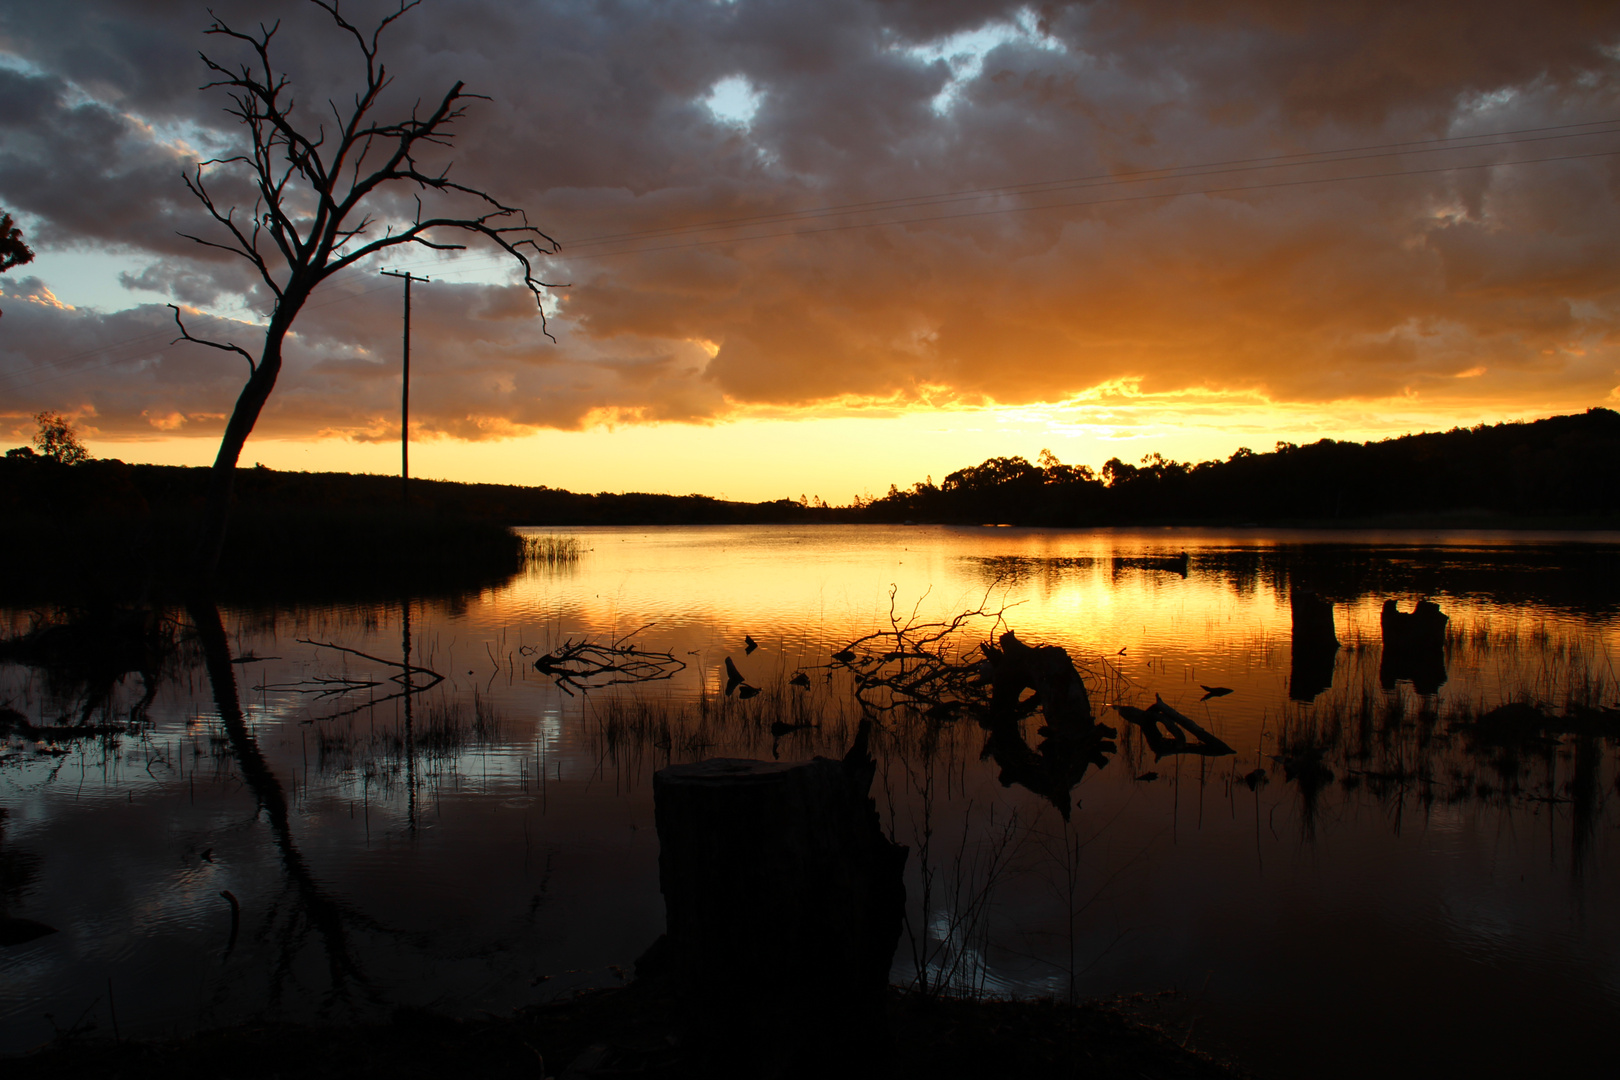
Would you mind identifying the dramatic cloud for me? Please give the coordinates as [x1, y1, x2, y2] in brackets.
[3, 0, 1619, 446]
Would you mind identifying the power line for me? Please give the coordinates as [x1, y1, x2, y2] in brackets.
[381, 120, 1620, 275]
[0, 278, 397, 395]
[547, 146, 1620, 262]
[284, 116, 1620, 283]
[557, 117, 1620, 250]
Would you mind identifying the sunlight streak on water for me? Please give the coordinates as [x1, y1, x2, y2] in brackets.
[2, 526, 1617, 1075]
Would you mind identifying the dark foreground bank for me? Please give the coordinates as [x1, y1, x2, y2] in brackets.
[5, 978, 1246, 1079]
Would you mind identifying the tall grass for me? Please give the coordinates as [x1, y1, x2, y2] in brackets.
[522, 534, 583, 567]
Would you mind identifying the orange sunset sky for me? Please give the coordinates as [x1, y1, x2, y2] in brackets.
[3, 1, 1619, 503]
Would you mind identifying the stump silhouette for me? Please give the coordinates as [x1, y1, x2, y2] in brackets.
[1289, 589, 1340, 701]
[1380, 599, 1448, 693]
[651, 730, 906, 1072]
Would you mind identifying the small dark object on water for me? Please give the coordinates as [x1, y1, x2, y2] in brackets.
[1243, 768, 1268, 790]
[1135, 771, 1159, 782]
[769, 720, 814, 738]
[1114, 696, 1237, 760]
[723, 657, 746, 695]
[737, 684, 761, 700]
[0, 917, 58, 947]
[789, 671, 810, 688]
[744, 635, 758, 654]
[832, 648, 857, 663]
[1200, 685, 1233, 700]
[1117, 647, 1127, 655]
[200, 848, 213, 862]
[1113, 551, 1189, 577]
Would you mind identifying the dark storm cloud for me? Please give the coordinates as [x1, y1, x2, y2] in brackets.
[0, 66, 213, 255]
[3, 0, 1619, 440]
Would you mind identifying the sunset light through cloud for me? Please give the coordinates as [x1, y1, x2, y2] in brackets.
[3, 0, 1619, 499]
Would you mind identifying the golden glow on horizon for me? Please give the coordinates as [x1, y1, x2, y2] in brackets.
[72, 389, 1604, 505]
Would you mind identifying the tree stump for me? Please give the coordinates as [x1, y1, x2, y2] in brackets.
[1380, 599, 1448, 693]
[1289, 589, 1339, 701]
[978, 631, 1116, 819]
[650, 733, 906, 1072]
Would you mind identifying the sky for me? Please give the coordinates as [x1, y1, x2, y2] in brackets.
[2, 0, 1619, 503]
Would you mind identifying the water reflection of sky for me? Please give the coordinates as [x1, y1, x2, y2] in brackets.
[2, 526, 1617, 1076]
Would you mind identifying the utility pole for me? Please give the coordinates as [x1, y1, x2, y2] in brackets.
[381, 269, 430, 508]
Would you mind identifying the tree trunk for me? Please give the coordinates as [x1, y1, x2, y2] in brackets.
[194, 323, 289, 579]
[649, 730, 906, 1073]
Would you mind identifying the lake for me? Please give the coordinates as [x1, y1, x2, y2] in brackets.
[2, 525, 1618, 1077]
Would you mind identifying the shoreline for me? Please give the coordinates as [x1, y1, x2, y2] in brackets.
[3, 979, 1250, 1079]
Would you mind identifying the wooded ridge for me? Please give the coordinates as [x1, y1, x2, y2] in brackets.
[4, 407, 1618, 532]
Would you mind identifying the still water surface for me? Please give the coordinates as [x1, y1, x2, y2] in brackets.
[2, 526, 1618, 1077]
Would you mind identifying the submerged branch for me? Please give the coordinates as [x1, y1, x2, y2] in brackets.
[526, 627, 686, 695]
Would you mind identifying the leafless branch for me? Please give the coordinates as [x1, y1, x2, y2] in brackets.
[526, 626, 687, 696]
[832, 583, 1020, 718]
[174, 0, 562, 577]
[267, 637, 447, 723]
[170, 304, 257, 374]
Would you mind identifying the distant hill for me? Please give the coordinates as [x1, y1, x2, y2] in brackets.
[4, 409, 1617, 567]
[0, 458, 833, 527]
[860, 407, 1620, 526]
[0, 457, 847, 600]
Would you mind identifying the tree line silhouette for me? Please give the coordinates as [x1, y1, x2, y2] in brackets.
[860, 407, 1620, 525]
[4, 407, 1618, 601]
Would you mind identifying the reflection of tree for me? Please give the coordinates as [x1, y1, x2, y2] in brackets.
[1269, 674, 1620, 860]
[187, 598, 382, 1010]
[0, 606, 175, 727]
[253, 636, 443, 723]
[0, 806, 48, 939]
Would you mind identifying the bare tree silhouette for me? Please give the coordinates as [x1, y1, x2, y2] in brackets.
[172, 0, 561, 578]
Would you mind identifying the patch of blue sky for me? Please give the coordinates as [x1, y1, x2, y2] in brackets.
[895, 6, 1062, 116]
[5, 228, 166, 314]
[702, 74, 762, 128]
[0, 51, 46, 76]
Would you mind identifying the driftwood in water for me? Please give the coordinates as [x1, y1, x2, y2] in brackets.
[649, 724, 906, 1072]
[984, 631, 1093, 724]
[1115, 696, 1236, 760]
[1289, 589, 1339, 702]
[1380, 599, 1448, 693]
[977, 631, 1116, 819]
[832, 587, 1012, 718]
[1111, 551, 1189, 577]
[526, 626, 686, 696]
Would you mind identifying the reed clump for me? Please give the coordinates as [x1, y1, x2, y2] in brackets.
[522, 534, 583, 567]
